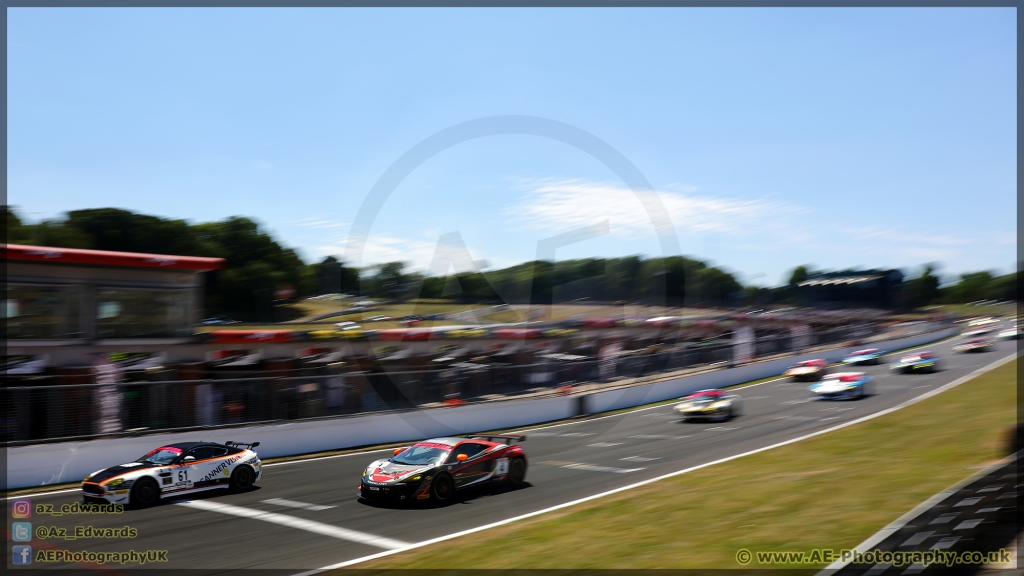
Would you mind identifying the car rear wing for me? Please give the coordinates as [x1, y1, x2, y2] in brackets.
[225, 441, 261, 450]
[468, 434, 526, 445]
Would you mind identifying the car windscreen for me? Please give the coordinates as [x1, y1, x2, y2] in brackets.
[391, 445, 450, 466]
[690, 393, 722, 402]
[137, 447, 182, 464]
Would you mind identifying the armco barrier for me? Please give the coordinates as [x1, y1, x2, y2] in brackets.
[4, 395, 576, 490]
[4, 327, 955, 490]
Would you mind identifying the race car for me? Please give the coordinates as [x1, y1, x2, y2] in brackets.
[674, 389, 743, 422]
[997, 326, 1021, 340]
[809, 372, 874, 400]
[954, 337, 996, 353]
[961, 324, 999, 337]
[842, 348, 885, 366]
[358, 434, 528, 504]
[785, 359, 829, 382]
[890, 351, 940, 373]
[81, 441, 262, 507]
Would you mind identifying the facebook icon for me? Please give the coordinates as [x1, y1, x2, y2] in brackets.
[12, 545, 33, 565]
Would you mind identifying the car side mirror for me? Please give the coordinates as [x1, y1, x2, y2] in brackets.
[183, 456, 195, 462]
[393, 448, 404, 456]
[456, 453, 468, 462]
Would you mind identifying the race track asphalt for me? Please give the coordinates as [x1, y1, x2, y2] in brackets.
[8, 335, 1016, 573]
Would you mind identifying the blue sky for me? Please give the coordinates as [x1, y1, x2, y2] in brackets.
[8, 8, 1017, 286]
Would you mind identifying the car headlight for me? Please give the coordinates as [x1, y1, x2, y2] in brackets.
[104, 478, 124, 487]
[403, 474, 423, 482]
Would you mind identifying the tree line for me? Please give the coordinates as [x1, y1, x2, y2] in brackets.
[6, 206, 1018, 319]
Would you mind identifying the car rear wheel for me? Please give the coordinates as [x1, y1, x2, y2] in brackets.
[507, 458, 527, 486]
[130, 477, 160, 508]
[431, 473, 454, 502]
[230, 465, 256, 492]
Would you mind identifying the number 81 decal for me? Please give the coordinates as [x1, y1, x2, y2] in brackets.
[495, 458, 509, 475]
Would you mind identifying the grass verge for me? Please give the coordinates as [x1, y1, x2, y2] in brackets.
[356, 358, 1018, 570]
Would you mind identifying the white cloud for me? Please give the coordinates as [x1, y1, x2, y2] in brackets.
[313, 234, 465, 273]
[506, 178, 806, 240]
[842, 226, 975, 248]
[291, 217, 349, 230]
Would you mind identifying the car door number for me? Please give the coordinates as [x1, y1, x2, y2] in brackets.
[176, 468, 193, 488]
[495, 458, 509, 475]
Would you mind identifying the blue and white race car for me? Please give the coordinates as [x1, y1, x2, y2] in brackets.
[997, 326, 1021, 340]
[809, 372, 874, 400]
[842, 348, 884, 366]
[890, 352, 940, 373]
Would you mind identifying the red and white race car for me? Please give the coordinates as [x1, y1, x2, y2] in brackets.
[358, 435, 528, 504]
[785, 358, 829, 381]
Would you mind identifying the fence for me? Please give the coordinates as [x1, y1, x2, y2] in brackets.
[2, 324, 922, 445]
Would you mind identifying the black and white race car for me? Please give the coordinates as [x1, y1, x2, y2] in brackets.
[358, 435, 528, 504]
[81, 441, 262, 507]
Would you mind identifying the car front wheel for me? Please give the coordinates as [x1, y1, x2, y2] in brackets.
[431, 473, 454, 502]
[130, 477, 160, 508]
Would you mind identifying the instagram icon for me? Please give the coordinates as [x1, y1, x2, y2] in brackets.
[12, 500, 32, 518]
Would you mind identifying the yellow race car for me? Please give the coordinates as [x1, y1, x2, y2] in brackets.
[674, 389, 743, 422]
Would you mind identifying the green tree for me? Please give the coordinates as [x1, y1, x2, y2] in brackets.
[904, 263, 942, 308]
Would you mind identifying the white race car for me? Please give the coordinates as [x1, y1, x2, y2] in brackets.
[673, 389, 743, 422]
[81, 441, 262, 507]
[809, 372, 875, 400]
[997, 326, 1021, 340]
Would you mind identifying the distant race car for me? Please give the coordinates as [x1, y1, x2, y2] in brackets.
[843, 348, 885, 366]
[785, 359, 829, 382]
[997, 326, 1021, 340]
[81, 441, 262, 507]
[809, 372, 874, 400]
[962, 325, 998, 337]
[358, 435, 528, 504]
[673, 389, 743, 422]
[954, 338, 995, 353]
[890, 352, 940, 373]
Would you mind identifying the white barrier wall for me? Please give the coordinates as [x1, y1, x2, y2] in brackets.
[4, 328, 955, 490]
[5, 396, 576, 490]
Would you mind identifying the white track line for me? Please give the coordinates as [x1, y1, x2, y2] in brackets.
[562, 463, 644, 474]
[262, 498, 335, 511]
[177, 500, 408, 549]
[292, 350, 1017, 575]
[5, 488, 80, 500]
